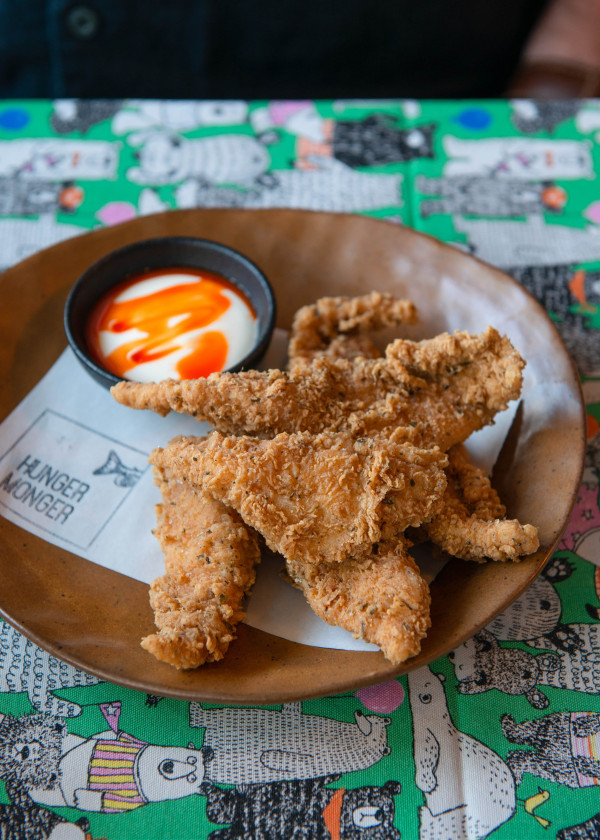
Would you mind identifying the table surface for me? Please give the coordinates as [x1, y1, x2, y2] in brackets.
[0, 98, 599, 840]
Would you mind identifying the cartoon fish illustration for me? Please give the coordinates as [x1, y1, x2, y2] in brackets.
[93, 450, 143, 487]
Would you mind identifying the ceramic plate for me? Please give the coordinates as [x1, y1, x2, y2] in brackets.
[0, 208, 586, 703]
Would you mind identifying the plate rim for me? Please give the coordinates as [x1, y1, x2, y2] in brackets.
[0, 207, 587, 703]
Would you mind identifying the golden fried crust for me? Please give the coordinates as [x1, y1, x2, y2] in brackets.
[288, 292, 418, 371]
[424, 444, 539, 562]
[112, 298, 531, 670]
[384, 328, 524, 415]
[151, 432, 447, 567]
[111, 327, 524, 451]
[141, 461, 260, 669]
[287, 538, 431, 665]
[444, 443, 507, 519]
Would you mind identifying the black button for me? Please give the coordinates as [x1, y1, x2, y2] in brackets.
[64, 5, 100, 40]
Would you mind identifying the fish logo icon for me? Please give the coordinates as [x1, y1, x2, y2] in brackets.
[93, 450, 144, 487]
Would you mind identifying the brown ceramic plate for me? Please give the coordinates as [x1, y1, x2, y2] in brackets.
[0, 208, 586, 703]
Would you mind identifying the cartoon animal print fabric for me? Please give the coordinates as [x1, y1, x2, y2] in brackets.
[0, 710, 66, 794]
[0, 177, 83, 215]
[502, 711, 600, 788]
[0, 139, 119, 181]
[203, 776, 402, 840]
[0, 97, 599, 840]
[509, 100, 580, 134]
[417, 175, 566, 218]
[454, 215, 600, 267]
[0, 622, 99, 717]
[0, 702, 215, 818]
[50, 99, 124, 135]
[112, 100, 249, 135]
[251, 106, 436, 169]
[451, 622, 600, 709]
[169, 160, 403, 213]
[190, 703, 391, 785]
[331, 117, 436, 167]
[0, 777, 91, 840]
[442, 137, 593, 180]
[507, 264, 600, 376]
[575, 102, 600, 136]
[408, 667, 515, 840]
[485, 557, 581, 651]
[126, 133, 270, 185]
[527, 623, 600, 692]
[585, 427, 600, 478]
[450, 628, 557, 709]
[558, 812, 600, 840]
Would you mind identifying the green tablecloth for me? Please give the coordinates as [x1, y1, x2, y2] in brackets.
[0, 98, 599, 840]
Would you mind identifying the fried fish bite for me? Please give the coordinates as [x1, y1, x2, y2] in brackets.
[111, 327, 525, 451]
[424, 443, 540, 562]
[141, 458, 260, 669]
[286, 537, 430, 665]
[151, 431, 447, 567]
[288, 291, 418, 370]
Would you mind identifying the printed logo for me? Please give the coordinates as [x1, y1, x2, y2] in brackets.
[0, 409, 148, 549]
[93, 450, 144, 488]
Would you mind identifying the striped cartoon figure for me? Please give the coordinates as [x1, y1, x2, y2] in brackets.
[87, 729, 149, 814]
[3, 702, 214, 815]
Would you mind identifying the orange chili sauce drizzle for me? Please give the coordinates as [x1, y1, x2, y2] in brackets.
[86, 267, 255, 380]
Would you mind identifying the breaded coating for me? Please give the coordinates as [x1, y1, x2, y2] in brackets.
[286, 538, 431, 665]
[151, 431, 447, 567]
[111, 327, 525, 451]
[111, 287, 534, 669]
[288, 292, 418, 370]
[424, 444, 539, 562]
[141, 459, 260, 669]
[288, 298, 534, 564]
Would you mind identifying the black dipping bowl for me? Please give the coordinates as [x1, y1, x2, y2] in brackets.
[64, 236, 276, 390]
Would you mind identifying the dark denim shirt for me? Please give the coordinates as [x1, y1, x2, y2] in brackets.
[0, 0, 549, 99]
